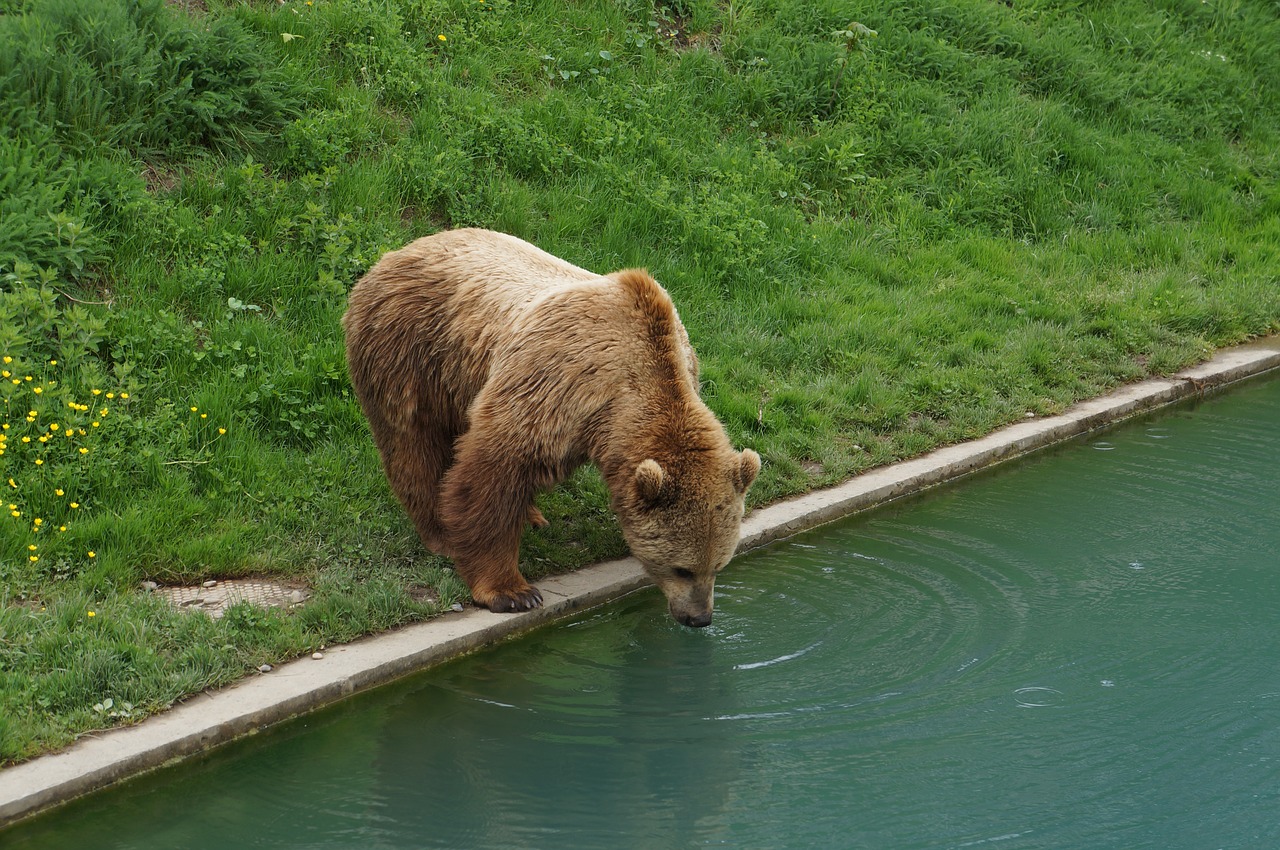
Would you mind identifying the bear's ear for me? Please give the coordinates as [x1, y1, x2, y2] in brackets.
[634, 459, 666, 504]
[734, 449, 761, 494]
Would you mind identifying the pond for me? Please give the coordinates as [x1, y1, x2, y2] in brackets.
[7, 375, 1280, 849]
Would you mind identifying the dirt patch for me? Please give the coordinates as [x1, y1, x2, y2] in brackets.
[141, 162, 183, 195]
[654, 8, 722, 52]
[406, 585, 441, 605]
[8, 598, 45, 612]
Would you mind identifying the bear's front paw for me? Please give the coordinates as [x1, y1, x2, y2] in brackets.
[476, 583, 544, 613]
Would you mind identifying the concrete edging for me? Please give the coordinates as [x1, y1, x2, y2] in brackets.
[2, 336, 1278, 827]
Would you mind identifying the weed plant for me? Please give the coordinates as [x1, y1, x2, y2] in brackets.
[1, 0, 1278, 762]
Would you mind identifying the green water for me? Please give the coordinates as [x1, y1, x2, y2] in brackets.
[8, 375, 1280, 849]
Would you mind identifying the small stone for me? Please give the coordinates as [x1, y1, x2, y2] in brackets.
[287, 590, 307, 604]
[258, 664, 273, 673]
[1025, 412, 1036, 418]
[140, 580, 158, 592]
[451, 602, 464, 613]
[312, 652, 324, 660]
[202, 580, 218, 588]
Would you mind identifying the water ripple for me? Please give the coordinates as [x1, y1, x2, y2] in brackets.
[732, 640, 822, 671]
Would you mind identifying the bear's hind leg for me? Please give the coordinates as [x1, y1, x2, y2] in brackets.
[379, 422, 455, 553]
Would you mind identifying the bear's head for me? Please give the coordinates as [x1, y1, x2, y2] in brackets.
[615, 448, 761, 628]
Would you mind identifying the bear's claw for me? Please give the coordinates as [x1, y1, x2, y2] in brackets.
[482, 585, 544, 613]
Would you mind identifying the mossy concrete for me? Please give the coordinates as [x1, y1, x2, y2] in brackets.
[2, 336, 1278, 828]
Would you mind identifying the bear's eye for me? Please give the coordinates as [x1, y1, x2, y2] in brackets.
[672, 568, 695, 581]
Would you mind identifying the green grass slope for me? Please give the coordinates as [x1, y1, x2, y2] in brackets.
[1, 0, 1277, 761]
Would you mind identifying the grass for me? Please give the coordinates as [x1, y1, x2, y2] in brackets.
[0, 0, 1277, 764]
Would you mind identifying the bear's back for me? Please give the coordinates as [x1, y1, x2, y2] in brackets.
[345, 230, 631, 426]
[344, 228, 703, 440]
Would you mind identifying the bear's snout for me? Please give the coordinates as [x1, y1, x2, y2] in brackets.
[669, 598, 713, 629]
[680, 609, 713, 629]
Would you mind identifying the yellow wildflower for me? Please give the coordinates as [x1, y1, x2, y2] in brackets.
[87, 611, 95, 618]
[79, 447, 89, 454]
[55, 489, 64, 496]
[88, 551, 96, 558]
[33, 387, 42, 394]
[70, 502, 79, 509]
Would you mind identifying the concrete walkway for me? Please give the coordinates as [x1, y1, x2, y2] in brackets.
[2, 336, 1278, 827]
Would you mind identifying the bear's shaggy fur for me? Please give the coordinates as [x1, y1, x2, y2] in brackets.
[343, 229, 759, 626]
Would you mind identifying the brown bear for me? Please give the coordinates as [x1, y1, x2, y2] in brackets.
[342, 228, 760, 627]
